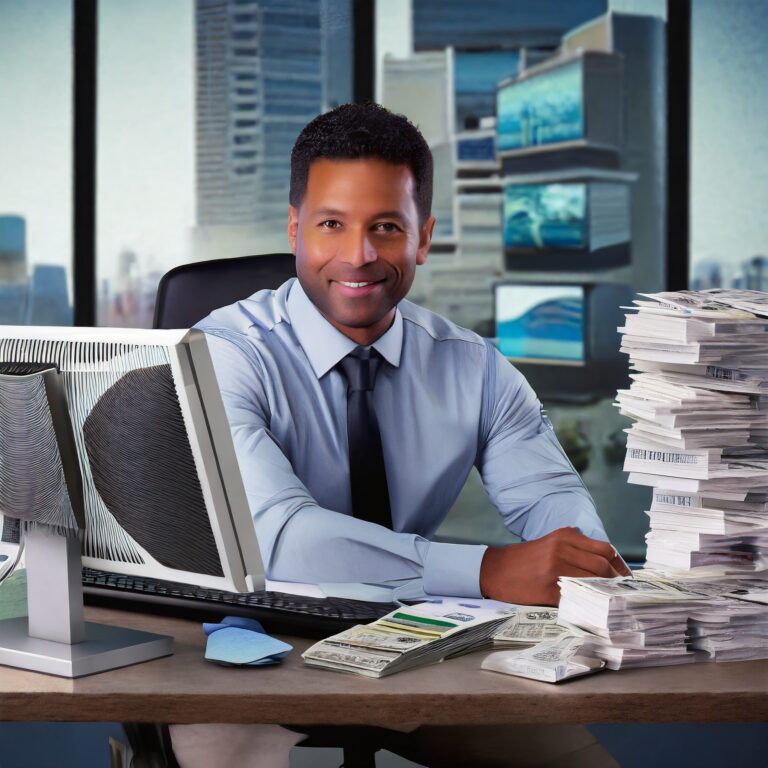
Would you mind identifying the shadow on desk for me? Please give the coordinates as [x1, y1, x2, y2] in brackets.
[0, 723, 767, 768]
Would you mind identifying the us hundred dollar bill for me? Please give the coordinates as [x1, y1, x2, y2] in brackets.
[492, 608, 568, 647]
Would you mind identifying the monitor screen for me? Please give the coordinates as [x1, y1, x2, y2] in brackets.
[503, 182, 586, 250]
[495, 284, 585, 363]
[497, 60, 583, 151]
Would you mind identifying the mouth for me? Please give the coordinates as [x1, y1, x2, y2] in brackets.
[332, 279, 384, 297]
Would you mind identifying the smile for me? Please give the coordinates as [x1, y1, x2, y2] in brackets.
[332, 279, 383, 297]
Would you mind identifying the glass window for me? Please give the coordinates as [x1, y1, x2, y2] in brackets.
[379, 0, 669, 560]
[690, 0, 768, 293]
[0, 0, 73, 326]
[97, 0, 353, 328]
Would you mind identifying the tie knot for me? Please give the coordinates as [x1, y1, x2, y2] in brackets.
[339, 347, 382, 392]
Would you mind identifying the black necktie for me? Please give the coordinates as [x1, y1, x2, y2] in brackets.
[338, 347, 393, 529]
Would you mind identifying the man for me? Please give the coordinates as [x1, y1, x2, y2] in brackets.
[197, 103, 629, 603]
[172, 103, 624, 767]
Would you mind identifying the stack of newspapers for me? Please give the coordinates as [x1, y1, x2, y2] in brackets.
[558, 575, 705, 669]
[555, 290, 768, 671]
[303, 599, 515, 678]
[615, 290, 768, 575]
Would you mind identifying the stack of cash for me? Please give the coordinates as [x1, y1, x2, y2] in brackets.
[302, 598, 516, 678]
[557, 575, 710, 669]
[683, 577, 768, 661]
[557, 562, 768, 670]
[616, 290, 768, 574]
[490, 607, 568, 648]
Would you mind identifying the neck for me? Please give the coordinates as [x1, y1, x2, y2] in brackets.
[327, 309, 396, 347]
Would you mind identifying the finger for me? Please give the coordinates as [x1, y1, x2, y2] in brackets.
[563, 545, 623, 578]
[560, 529, 620, 561]
[610, 549, 633, 576]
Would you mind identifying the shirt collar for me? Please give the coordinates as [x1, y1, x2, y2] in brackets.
[286, 280, 403, 379]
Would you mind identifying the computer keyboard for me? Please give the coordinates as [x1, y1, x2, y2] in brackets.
[82, 568, 392, 637]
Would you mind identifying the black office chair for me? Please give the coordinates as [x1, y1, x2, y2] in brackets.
[145, 252, 383, 768]
[152, 253, 296, 329]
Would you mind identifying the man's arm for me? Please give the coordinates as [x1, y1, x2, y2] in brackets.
[477, 347, 630, 604]
[205, 329, 487, 595]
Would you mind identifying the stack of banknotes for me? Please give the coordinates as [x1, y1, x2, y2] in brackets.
[483, 607, 605, 683]
[558, 573, 768, 669]
[302, 598, 516, 678]
[616, 289, 768, 575]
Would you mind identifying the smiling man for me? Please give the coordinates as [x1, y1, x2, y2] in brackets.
[198, 103, 627, 605]
[181, 103, 625, 768]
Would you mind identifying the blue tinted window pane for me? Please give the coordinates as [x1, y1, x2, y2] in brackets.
[98, 0, 352, 327]
[0, 0, 73, 326]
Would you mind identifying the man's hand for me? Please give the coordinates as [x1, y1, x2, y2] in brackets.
[479, 527, 631, 606]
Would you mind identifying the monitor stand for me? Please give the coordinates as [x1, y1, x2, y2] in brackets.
[0, 526, 173, 678]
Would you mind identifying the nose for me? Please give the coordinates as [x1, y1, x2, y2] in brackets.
[341, 230, 377, 268]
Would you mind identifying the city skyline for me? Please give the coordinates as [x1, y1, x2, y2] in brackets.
[1, 0, 767, 325]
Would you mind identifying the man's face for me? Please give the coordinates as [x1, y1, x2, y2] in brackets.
[288, 158, 435, 346]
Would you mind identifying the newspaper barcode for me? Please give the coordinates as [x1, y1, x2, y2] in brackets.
[655, 493, 694, 507]
[630, 449, 699, 464]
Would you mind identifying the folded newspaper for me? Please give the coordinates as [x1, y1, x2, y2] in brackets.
[302, 598, 516, 678]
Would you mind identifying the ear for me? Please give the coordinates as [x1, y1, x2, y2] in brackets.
[287, 205, 300, 254]
[416, 216, 436, 266]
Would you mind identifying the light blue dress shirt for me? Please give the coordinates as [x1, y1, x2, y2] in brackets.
[197, 278, 607, 598]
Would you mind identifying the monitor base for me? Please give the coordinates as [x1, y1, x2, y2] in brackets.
[0, 617, 173, 678]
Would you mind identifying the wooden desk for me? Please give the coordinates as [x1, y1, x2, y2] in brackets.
[0, 607, 766, 726]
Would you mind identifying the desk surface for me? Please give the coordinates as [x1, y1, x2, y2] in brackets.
[0, 607, 766, 726]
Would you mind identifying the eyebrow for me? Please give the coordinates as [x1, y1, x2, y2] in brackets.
[310, 208, 408, 223]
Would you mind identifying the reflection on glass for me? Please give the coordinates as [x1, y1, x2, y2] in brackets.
[0, 1, 73, 326]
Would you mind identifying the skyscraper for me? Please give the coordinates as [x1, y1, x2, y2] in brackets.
[0, 216, 27, 284]
[195, 0, 329, 228]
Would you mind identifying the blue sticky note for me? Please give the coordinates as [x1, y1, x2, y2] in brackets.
[204, 626, 293, 666]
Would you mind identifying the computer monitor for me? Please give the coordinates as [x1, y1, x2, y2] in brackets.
[493, 282, 632, 402]
[0, 326, 264, 675]
[0, 326, 263, 591]
[496, 51, 623, 170]
[495, 283, 585, 364]
[501, 171, 633, 270]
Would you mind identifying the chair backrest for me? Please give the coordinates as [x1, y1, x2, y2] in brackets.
[153, 253, 296, 329]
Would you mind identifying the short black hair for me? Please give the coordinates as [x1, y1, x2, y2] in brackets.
[290, 103, 433, 224]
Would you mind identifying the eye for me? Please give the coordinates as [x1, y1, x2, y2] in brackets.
[373, 222, 401, 233]
[319, 219, 342, 229]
